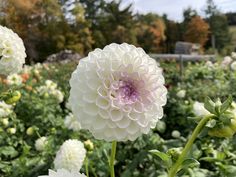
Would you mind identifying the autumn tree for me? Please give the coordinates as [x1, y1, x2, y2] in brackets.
[136, 13, 166, 53]
[184, 16, 210, 47]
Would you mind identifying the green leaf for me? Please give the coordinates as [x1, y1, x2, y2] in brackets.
[204, 97, 215, 114]
[0, 146, 18, 158]
[181, 158, 200, 169]
[149, 150, 172, 168]
[220, 96, 233, 114]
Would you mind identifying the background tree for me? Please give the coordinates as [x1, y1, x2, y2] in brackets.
[136, 13, 166, 53]
[184, 16, 210, 47]
[204, 0, 231, 51]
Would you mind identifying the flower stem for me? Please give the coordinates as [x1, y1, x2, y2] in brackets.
[168, 115, 211, 177]
[110, 141, 117, 177]
[85, 157, 89, 177]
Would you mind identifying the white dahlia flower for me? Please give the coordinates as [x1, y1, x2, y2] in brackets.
[176, 90, 186, 98]
[6, 73, 23, 85]
[54, 139, 86, 172]
[0, 25, 26, 75]
[64, 113, 81, 131]
[69, 43, 167, 141]
[193, 101, 210, 117]
[231, 61, 236, 71]
[35, 136, 48, 151]
[39, 169, 86, 177]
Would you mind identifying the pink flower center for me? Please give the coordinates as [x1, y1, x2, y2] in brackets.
[116, 80, 138, 104]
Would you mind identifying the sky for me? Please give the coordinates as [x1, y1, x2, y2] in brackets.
[119, 0, 236, 21]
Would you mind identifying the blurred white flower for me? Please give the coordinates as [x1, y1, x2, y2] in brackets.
[51, 90, 64, 103]
[0, 25, 26, 75]
[64, 113, 81, 131]
[231, 61, 236, 71]
[0, 101, 12, 117]
[205, 61, 214, 68]
[34, 63, 43, 69]
[39, 169, 86, 177]
[54, 139, 86, 172]
[22, 65, 32, 74]
[35, 136, 48, 151]
[171, 130, 181, 138]
[45, 80, 58, 90]
[232, 52, 236, 59]
[221, 56, 232, 69]
[7, 73, 22, 85]
[176, 90, 186, 98]
[193, 101, 210, 117]
[69, 43, 167, 141]
[36, 80, 64, 103]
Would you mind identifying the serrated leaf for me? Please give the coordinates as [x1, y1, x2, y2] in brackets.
[220, 96, 233, 113]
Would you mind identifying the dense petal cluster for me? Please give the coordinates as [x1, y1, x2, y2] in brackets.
[0, 101, 12, 117]
[54, 139, 86, 172]
[0, 25, 26, 75]
[39, 169, 86, 177]
[36, 80, 64, 103]
[69, 43, 167, 141]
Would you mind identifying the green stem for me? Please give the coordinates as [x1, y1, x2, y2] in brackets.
[85, 157, 89, 177]
[110, 141, 117, 177]
[168, 115, 211, 177]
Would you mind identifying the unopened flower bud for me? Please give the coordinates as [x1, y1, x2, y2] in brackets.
[7, 127, 16, 134]
[26, 127, 34, 135]
[2, 118, 9, 127]
[84, 140, 94, 152]
[5, 91, 21, 104]
[171, 130, 181, 138]
[167, 147, 183, 162]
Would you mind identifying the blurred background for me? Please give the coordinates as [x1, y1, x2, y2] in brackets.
[0, 0, 236, 63]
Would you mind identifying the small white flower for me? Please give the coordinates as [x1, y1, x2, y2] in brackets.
[171, 130, 181, 138]
[7, 73, 22, 85]
[0, 25, 26, 75]
[193, 101, 210, 117]
[35, 136, 48, 151]
[64, 113, 81, 131]
[39, 169, 86, 177]
[221, 56, 232, 69]
[176, 90, 186, 98]
[69, 43, 167, 141]
[0, 101, 12, 117]
[54, 139, 86, 172]
[231, 61, 236, 71]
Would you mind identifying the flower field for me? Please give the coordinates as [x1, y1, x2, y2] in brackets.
[1, 53, 236, 177]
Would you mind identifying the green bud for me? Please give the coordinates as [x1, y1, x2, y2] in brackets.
[4, 91, 21, 105]
[26, 127, 34, 135]
[7, 127, 16, 134]
[166, 147, 182, 162]
[1, 118, 9, 127]
[84, 140, 94, 152]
